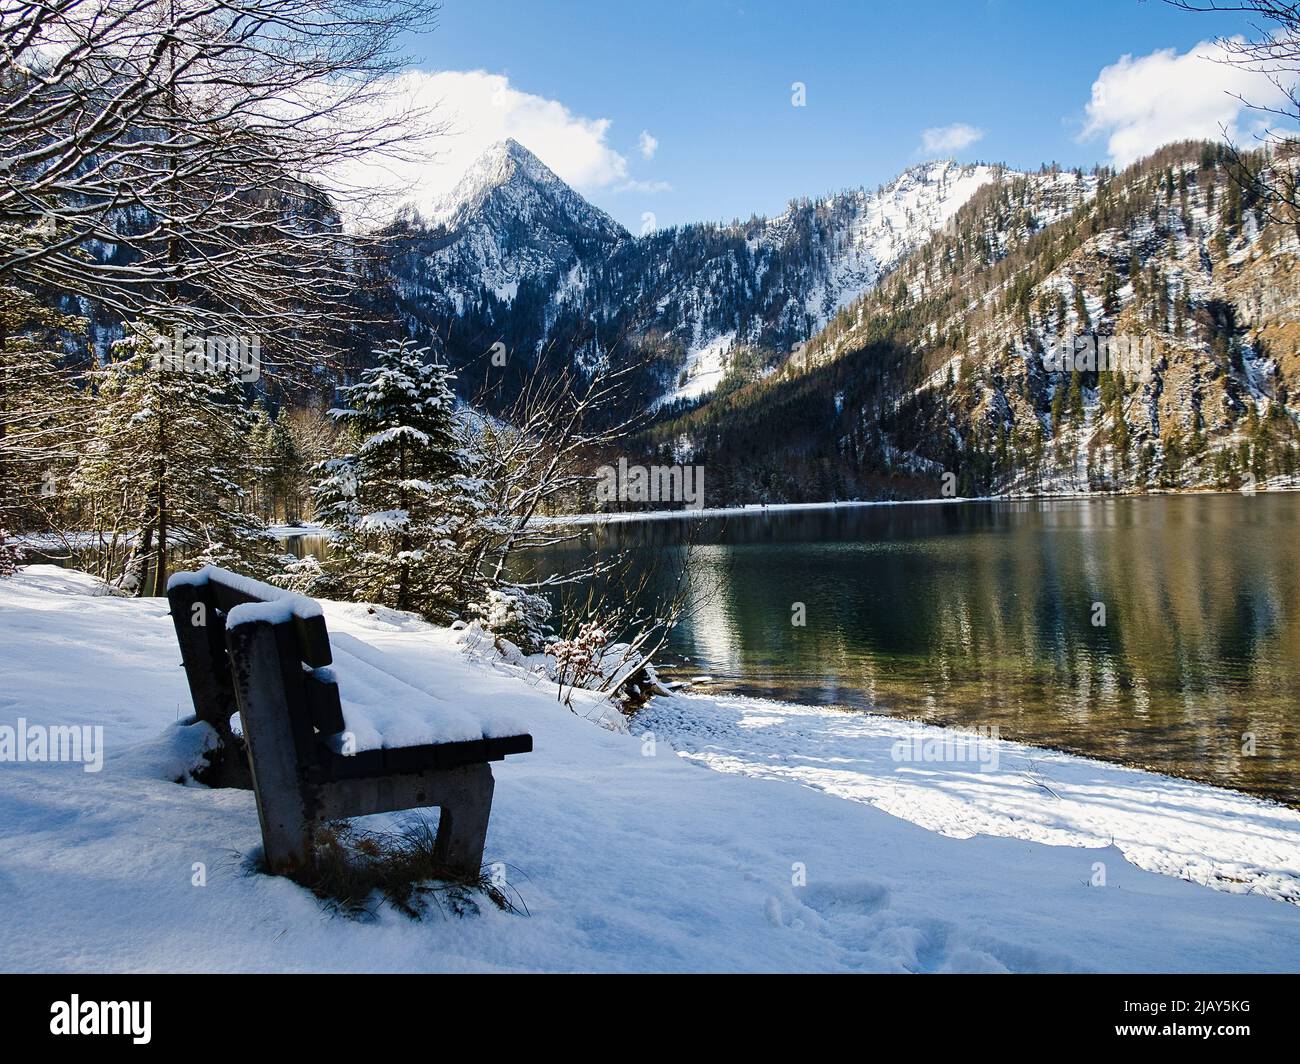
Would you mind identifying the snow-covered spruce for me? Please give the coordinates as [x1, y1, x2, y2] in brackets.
[312, 338, 490, 620]
[74, 325, 268, 595]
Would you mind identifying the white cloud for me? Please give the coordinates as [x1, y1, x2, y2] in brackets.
[1081, 37, 1295, 167]
[919, 123, 986, 156]
[617, 178, 672, 195]
[638, 130, 659, 159]
[328, 69, 633, 226]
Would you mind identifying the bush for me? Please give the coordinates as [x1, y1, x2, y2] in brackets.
[546, 621, 610, 691]
[467, 585, 553, 654]
[0, 530, 22, 579]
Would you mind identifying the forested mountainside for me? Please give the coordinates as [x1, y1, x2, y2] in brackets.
[378, 139, 1002, 416]
[645, 141, 1300, 503]
[25, 133, 1299, 508]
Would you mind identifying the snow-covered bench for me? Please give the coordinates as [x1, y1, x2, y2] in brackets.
[166, 566, 532, 878]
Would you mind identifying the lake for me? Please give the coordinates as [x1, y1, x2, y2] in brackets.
[521, 494, 1300, 807]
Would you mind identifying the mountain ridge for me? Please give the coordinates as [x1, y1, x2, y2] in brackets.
[383, 140, 1028, 413]
[644, 140, 1300, 502]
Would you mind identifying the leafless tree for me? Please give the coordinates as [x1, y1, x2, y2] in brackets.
[1, 0, 443, 375]
[1167, 1, 1300, 238]
[441, 341, 704, 707]
[547, 545, 699, 712]
[461, 345, 653, 591]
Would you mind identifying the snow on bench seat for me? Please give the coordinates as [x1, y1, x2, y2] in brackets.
[169, 565, 528, 755]
[318, 620, 529, 754]
[166, 566, 323, 622]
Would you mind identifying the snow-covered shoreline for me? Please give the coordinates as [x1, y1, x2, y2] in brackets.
[637, 695, 1300, 906]
[2, 565, 1299, 973]
[543, 496, 978, 526]
[11, 523, 333, 550]
[541, 483, 1300, 526]
[19, 481, 1300, 548]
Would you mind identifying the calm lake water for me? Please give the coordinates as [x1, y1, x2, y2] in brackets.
[522, 495, 1300, 807]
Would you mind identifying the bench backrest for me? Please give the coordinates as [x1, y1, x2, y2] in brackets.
[167, 567, 344, 760]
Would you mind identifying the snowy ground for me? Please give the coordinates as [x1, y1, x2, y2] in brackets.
[2, 566, 1299, 973]
[637, 696, 1300, 905]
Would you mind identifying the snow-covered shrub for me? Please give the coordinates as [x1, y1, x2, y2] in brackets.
[0, 530, 22, 578]
[546, 622, 610, 692]
[269, 552, 333, 597]
[467, 585, 552, 654]
[539, 624, 673, 714]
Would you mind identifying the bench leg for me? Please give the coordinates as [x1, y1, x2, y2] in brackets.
[313, 763, 497, 879]
[226, 620, 315, 876]
[433, 763, 495, 877]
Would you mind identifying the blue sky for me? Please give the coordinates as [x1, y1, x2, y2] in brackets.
[385, 0, 1285, 229]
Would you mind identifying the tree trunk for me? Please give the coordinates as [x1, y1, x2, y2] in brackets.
[134, 525, 154, 598]
[397, 441, 409, 611]
[154, 493, 168, 597]
[0, 316, 8, 527]
[151, 398, 168, 597]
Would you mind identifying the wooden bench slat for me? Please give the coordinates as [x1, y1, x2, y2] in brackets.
[207, 581, 333, 667]
[268, 622, 321, 765]
[310, 734, 534, 782]
[303, 673, 345, 736]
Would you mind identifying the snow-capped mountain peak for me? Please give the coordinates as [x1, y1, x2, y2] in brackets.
[385, 150, 1091, 418]
[646, 160, 1007, 409]
[402, 139, 627, 317]
[430, 138, 625, 240]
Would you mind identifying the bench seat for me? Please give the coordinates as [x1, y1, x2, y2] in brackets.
[308, 734, 535, 782]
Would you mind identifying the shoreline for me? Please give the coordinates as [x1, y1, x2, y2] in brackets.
[664, 673, 1300, 813]
[14, 481, 1300, 546]
[540, 481, 1300, 526]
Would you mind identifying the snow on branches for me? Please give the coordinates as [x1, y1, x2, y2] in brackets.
[312, 338, 490, 618]
[0, 530, 22, 578]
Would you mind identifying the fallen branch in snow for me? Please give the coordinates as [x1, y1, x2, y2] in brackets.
[1017, 758, 1064, 801]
